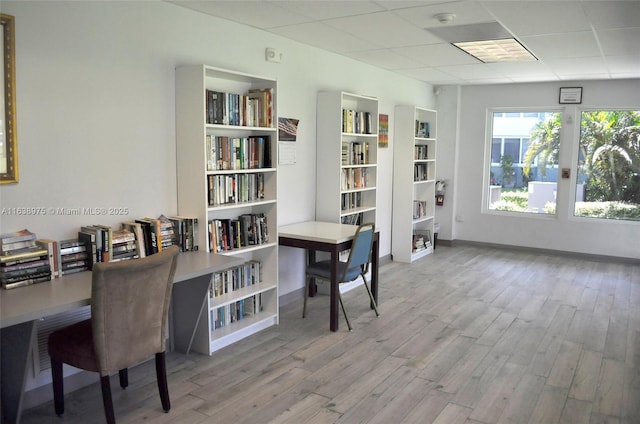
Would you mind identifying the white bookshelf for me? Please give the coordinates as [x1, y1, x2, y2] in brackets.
[174, 64, 278, 355]
[316, 91, 379, 226]
[392, 105, 437, 263]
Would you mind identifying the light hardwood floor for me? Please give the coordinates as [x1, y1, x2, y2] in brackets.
[21, 244, 640, 424]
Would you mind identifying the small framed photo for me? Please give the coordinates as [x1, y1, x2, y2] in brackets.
[559, 87, 582, 104]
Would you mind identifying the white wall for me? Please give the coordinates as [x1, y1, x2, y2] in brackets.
[0, 1, 435, 297]
[436, 79, 640, 260]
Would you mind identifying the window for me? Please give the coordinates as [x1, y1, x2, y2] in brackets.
[575, 110, 640, 222]
[487, 111, 561, 214]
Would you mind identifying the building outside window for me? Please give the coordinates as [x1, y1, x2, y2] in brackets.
[487, 110, 561, 214]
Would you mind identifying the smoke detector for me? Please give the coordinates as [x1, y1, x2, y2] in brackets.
[435, 13, 456, 24]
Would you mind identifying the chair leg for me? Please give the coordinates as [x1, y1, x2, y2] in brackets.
[100, 375, 116, 424]
[119, 368, 128, 389]
[362, 275, 380, 317]
[50, 357, 65, 416]
[337, 292, 353, 331]
[302, 275, 310, 318]
[155, 352, 171, 412]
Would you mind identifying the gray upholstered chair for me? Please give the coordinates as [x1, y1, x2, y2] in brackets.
[303, 222, 379, 331]
[48, 245, 179, 424]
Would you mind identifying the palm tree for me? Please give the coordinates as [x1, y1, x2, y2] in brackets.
[581, 111, 640, 202]
[522, 113, 562, 179]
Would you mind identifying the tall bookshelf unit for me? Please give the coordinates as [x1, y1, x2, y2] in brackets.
[316, 91, 379, 227]
[174, 65, 278, 355]
[392, 105, 437, 263]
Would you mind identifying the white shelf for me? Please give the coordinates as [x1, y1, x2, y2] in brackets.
[392, 105, 437, 263]
[175, 64, 279, 355]
[317, 91, 379, 226]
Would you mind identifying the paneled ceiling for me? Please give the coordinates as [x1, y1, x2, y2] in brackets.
[170, 0, 640, 85]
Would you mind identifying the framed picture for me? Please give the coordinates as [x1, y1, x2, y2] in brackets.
[378, 114, 389, 148]
[559, 87, 582, 104]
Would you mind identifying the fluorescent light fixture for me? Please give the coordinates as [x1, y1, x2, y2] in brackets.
[453, 38, 537, 63]
[426, 22, 537, 63]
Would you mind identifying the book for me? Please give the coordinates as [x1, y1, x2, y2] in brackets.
[0, 229, 37, 247]
[121, 221, 146, 258]
[36, 239, 60, 279]
[78, 231, 98, 269]
[0, 247, 48, 264]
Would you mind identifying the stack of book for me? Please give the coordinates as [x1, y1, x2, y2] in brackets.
[110, 228, 139, 262]
[0, 229, 52, 289]
[58, 239, 90, 275]
[412, 230, 433, 253]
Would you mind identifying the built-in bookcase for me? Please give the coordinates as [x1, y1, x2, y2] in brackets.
[316, 91, 378, 227]
[174, 64, 278, 355]
[392, 105, 437, 263]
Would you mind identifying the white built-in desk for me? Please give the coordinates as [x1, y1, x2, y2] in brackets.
[0, 251, 242, 424]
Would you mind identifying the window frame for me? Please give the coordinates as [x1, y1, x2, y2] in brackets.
[569, 107, 640, 224]
[483, 107, 564, 217]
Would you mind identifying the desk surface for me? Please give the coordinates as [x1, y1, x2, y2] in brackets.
[0, 251, 242, 329]
[278, 221, 359, 244]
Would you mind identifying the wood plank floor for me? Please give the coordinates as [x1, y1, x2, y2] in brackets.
[21, 245, 640, 424]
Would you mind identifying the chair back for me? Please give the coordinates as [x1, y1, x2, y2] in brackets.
[342, 223, 375, 282]
[90, 245, 179, 375]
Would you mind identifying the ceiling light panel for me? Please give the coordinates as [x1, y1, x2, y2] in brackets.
[454, 38, 537, 63]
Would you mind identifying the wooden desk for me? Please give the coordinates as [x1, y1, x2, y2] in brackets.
[278, 221, 379, 332]
[0, 251, 242, 424]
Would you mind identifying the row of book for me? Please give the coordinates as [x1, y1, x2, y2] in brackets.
[0, 216, 199, 288]
[413, 200, 428, 219]
[207, 173, 265, 207]
[205, 135, 272, 171]
[342, 109, 373, 134]
[341, 212, 364, 225]
[341, 192, 363, 212]
[0, 230, 52, 289]
[415, 145, 429, 160]
[341, 141, 371, 165]
[341, 167, 370, 191]
[414, 163, 431, 182]
[415, 120, 431, 138]
[209, 261, 261, 298]
[205, 88, 273, 128]
[208, 213, 268, 253]
[210, 294, 263, 331]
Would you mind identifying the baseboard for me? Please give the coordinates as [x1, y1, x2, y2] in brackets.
[450, 239, 639, 264]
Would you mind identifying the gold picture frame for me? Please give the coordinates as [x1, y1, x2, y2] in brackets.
[1, 13, 18, 184]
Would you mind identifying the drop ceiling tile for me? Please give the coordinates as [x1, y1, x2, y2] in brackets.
[544, 56, 608, 76]
[437, 63, 509, 79]
[397, 67, 463, 84]
[604, 55, 640, 74]
[171, 1, 310, 29]
[344, 49, 426, 70]
[487, 61, 556, 79]
[271, 0, 385, 21]
[521, 32, 601, 59]
[323, 11, 441, 48]
[483, 1, 590, 36]
[393, 43, 478, 67]
[270, 22, 379, 53]
[393, 1, 495, 28]
[597, 28, 640, 56]
[583, 1, 640, 30]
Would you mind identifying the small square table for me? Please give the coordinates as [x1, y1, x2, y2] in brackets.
[278, 221, 379, 332]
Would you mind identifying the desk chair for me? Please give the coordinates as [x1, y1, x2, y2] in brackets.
[48, 245, 179, 424]
[303, 222, 379, 331]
